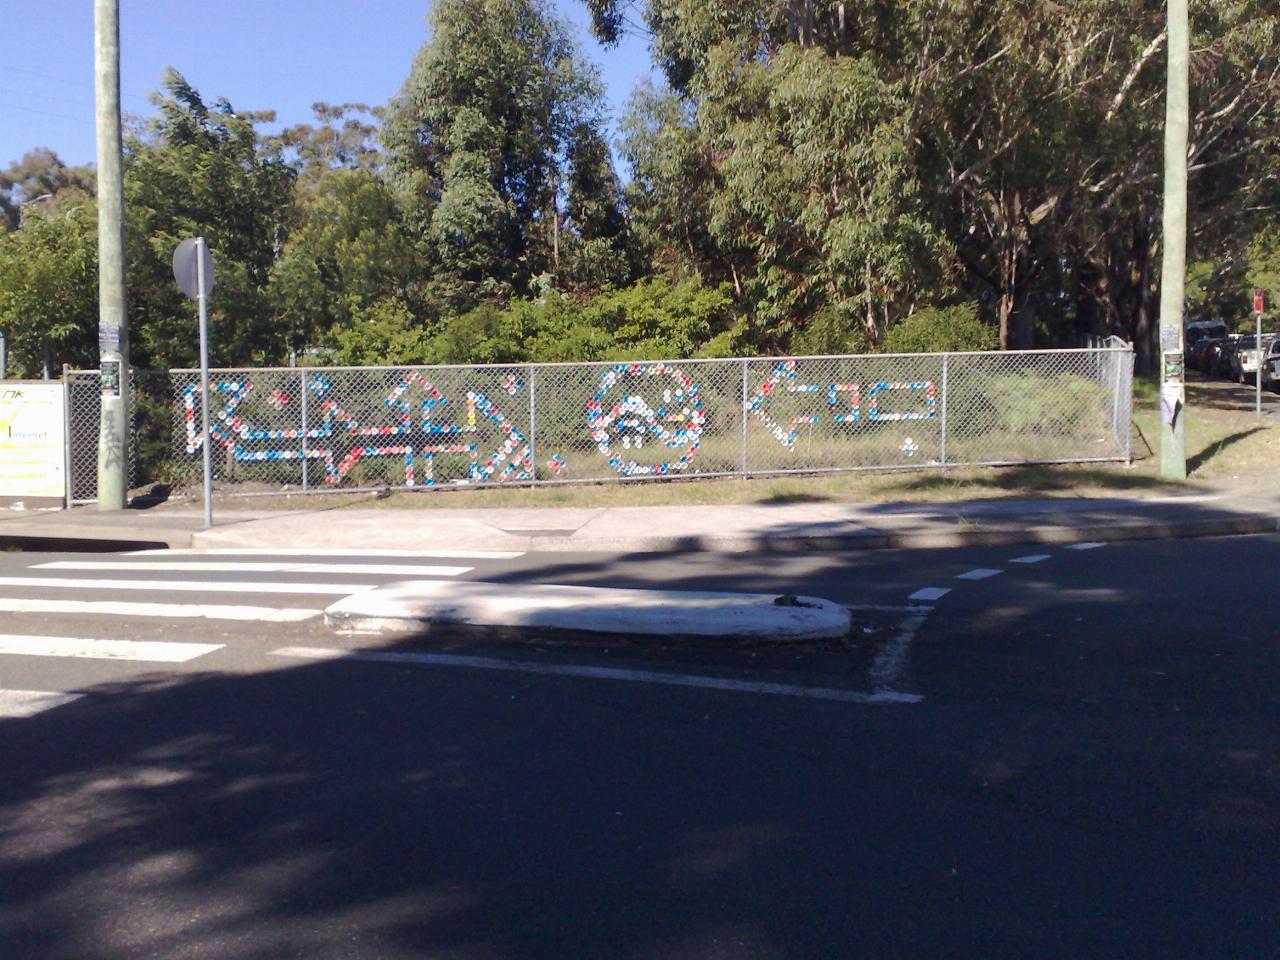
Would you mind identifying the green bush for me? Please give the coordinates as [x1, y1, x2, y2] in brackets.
[880, 302, 996, 354]
[788, 304, 868, 356]
[332, 298, 429, 366]
[417, 277, 738, 366]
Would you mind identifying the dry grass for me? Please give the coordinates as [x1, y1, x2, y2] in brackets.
[363, 386, 1275, 510]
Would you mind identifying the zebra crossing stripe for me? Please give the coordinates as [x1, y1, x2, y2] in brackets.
[0, 598, 319, 622]
[34, 561, 474, 577]
[0, 634, 223, 662]
[0, 577, 377, 596]
[128, 548, 526, 560]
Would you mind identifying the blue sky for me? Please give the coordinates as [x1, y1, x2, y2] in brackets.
[1, 0, 657, 172]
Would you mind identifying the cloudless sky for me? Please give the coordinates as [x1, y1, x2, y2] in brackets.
[1, 0, 657, 172]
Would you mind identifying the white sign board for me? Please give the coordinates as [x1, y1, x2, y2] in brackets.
[0, 382, 66, 501]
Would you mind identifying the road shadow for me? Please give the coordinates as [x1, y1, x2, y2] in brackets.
[3, 539, 1280, 958]
[0, 629, 915, 960]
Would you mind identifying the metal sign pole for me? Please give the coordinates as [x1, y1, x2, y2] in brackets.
[196, 238, 213, 528]
[1257, 310, 1263, 419]
[1255, 290, 1265, 419]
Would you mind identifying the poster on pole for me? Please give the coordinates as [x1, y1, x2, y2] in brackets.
[0, 382, 67, 505]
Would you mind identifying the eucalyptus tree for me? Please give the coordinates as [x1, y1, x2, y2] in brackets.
[382, 0, 622, 307]
[608, 1, 948, 347]
[0, 148, 95, 232]
[590, 0, 1280, 364]
[272, 102, 385, 188]
[123, 69, 296, 368]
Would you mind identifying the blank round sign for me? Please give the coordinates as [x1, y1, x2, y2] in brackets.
[172, 237, 216, 300]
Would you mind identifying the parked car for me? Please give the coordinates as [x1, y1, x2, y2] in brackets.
[1261, 339, 1280, 392]
[1189, 336, 1222, 373]
[1210, 335, 1243, 378]
[1184, 320, 1229, 366]
[1230, 333, 1277, 384]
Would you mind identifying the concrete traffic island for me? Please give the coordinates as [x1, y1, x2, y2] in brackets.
[323, 580, 853, 642]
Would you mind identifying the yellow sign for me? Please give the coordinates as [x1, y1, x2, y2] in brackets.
[0, 382, 67, 500]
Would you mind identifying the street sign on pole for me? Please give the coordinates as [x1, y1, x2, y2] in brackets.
[1255, 290, 1266, 419]
[173, 237, 216, 528]
[173, 238, 215, 300]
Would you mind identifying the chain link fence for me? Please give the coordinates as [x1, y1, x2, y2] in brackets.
[64, 367, 175, 504]
[65, 344, 1133, 501]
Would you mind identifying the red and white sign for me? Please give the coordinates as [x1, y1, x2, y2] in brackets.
[1255, 289, 1265, 315]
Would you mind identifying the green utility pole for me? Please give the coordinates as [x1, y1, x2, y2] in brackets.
[94, 0, 130, 509]
[1158, 0, 1189, 480]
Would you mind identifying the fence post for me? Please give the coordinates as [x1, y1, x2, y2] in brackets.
[939, 354, 949, 469]
[740, 357, 749, 476]
[299, 367, 309, 493]
[1109, 349, 1121, 456]
[62, 365, 74, 506]
[528, 365, 538, 487]
[1124, 347, 1135, 464]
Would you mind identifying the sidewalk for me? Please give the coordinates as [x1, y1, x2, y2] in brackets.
[2, 479, 1276, 553]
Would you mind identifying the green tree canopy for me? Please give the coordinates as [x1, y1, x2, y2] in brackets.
[382, 0, 623, 306]
[0, 198, 99, 376]
[0, 148, 95, 232]
[124, 69, 297, 368]
[594, 0, 1280, 368]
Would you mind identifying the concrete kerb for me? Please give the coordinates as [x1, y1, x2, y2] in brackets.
[323, 580, 854, 642]
[0, 521, 193, 551]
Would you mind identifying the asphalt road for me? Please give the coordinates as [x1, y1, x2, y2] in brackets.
[0, 537, 1276, 959]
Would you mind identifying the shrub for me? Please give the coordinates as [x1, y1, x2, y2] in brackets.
[788, 304, 868, 356]
[880, 302, 996, 354]
[416, 277, 739, 366]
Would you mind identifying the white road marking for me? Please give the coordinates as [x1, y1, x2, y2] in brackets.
[127, 548, 526, 560]
[269, 647, 924, 705]
[35, 561, 473, 577]
[1011, 554, 1052, 564]
[1066, 542, 1105, 551]
[0, 598, 319, 622]
[908, 587, 951, 602]
[0, 689, 83, 718]
[956, 568, 1003, 580]
[867, 611, 930, 693]
[845, 604, 935, 614]
[0, 577, 377, 596]
[0, 634, 223, 662]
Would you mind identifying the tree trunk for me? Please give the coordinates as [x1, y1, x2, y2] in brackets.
[1132, 222, 1157, 375]
[551, 200, 560, 269]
